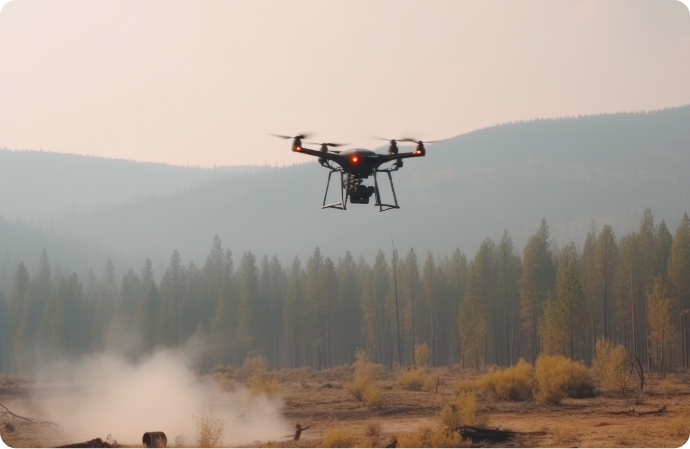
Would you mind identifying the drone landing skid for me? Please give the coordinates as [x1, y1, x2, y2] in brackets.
[321, 169, 400, 212]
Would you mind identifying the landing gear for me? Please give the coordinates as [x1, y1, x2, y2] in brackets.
[321, 168, 400, 212]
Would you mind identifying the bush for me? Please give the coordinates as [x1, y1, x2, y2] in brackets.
[452, 378, 480, 395]
[397, 426, 470, 448]
[668, 410, 690, 437]
[322, 427, 357, 448]
[415, 343, 429, 368]
[193, 410, 225, 448]
[534, 355, 594, 404]
[248, 375, 281, 396]
[477, 358, 535, 401]
[593, 338, 628, 392]
[439, 393, 485, 429]
[659, 378, 679, 397]
[399, 369, 429, 391]
[347, 350, 384, 408]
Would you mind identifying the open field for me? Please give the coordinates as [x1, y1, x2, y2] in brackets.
[1, 366, 689, 448]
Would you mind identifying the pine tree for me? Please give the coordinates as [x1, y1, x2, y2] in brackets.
[421, 251, 437, 366]
[594, 224, 618, 340]
[520, 220, 555, 361]
[669, 213, 690, 318]
[237, 251, 259, 354]
[648, 275, 672, 372]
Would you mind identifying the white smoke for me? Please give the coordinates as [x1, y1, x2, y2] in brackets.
[34, 351, 290, 446]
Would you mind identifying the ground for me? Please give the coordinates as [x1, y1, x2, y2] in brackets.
[1, 365, 689, 448]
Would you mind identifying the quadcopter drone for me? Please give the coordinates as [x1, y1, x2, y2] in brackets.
[272, 134, 441, 211]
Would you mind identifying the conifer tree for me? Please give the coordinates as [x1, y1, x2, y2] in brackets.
[594, 225, 618, 340]
[648, 275, 672, 372]
[520, 220, 555, 361]
[669, 213, 690, 318]
[237, 251, 259, 354]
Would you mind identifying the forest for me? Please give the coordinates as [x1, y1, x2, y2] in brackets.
[1, 208, 688, 376]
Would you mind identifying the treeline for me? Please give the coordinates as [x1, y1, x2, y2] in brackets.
[1, 209, 689, 375]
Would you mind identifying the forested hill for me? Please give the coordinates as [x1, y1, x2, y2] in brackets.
[1, 106, 689, 278]
[0, 149, 271, 221]
[46, 105, 690, 265]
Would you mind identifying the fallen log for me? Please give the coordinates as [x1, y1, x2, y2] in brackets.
[608, 405, 667, 416]
[0, 403, 62, 431]
[57, 438, 112, 448]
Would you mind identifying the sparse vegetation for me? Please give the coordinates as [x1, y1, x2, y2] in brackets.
[477, 358, 535, 401]
[398, 368, 430, 391]
[397, 426, 470, 448]
[322, 426, 357, 448]
[593, 337, 628, 392]
[439, 393, 485, 429]
[534, 355, 593, 404]
[347, 350, 384, 408]
[193, 410, 225, 448]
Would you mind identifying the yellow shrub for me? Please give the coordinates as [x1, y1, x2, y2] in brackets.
[477, 358, 535, 401]
[668, 410, 690, 437]
[363, 385, 383, 408]
[193, 410, 225, 448]
[534, 355, 594, 404]
[439, 393, 485, 429]
[659, 378, 679, 397]
[399, 369, 429, 391]
[322, 427, 357, 448]
[592, 338, 628, 392]
[347, 350, 384, 408]
[249, 375, 281, 396]
[397, 426, 470, 448]
[415, 343, 429, 368]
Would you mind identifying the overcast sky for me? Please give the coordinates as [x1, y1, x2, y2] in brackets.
[1, 0, 689, 167]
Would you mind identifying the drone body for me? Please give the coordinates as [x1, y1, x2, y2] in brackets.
[272, 134, 437, 211]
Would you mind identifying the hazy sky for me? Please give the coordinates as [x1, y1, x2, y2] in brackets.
[1, 0, 689, 167]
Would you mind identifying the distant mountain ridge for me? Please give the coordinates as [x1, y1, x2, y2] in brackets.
[1, 105, 689, 286]
[0, 148, 294, 222]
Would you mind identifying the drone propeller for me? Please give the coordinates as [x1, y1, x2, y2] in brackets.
[399, 138, 444, 144]
[306, 142, 348, 148]
[270, 133, 312, 140]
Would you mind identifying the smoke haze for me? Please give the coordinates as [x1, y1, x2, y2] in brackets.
[34, 351, 290, 446]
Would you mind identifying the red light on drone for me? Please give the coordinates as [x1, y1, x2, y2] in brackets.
[295, 147, 302, 152]
[414, 150, 421, 155]
[352, 156, 359, 163]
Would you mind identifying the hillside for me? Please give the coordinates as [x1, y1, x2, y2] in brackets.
[50, 106, 690, 265]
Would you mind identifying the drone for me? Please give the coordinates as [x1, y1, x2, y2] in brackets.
[272, 134, 441, 211]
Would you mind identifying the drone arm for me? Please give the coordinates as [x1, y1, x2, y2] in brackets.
[375, 152, 423, 164]
[293, 147, 345, 164]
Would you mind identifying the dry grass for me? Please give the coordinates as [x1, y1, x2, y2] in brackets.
[248, 375, 281, 396]
[439, 393, 486, 429]
[477, 358, 535, 401]
[363, 419, 381, 437]
[347, 350, 384, 408]
[668, 409, 690, 438]
[322, 426, 357, 448]
[534, 355, 594, 404]
[593, 337, 628, 392]
[193, 410, 225, 448]
[552, 426, 579, 446]
[415, 343, 430, 368]
[659, 377, 679, 397]
[397, 425, 470, 448]
[452, 378, 480, 395]
[398, 368, 430, 391]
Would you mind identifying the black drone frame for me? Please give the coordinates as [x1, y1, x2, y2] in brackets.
[322, 165, 400, 212]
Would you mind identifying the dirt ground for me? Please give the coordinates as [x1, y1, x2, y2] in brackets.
[1, 366, 689, 448]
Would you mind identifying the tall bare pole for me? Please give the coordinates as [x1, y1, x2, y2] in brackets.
[392, 236, 403, 366]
